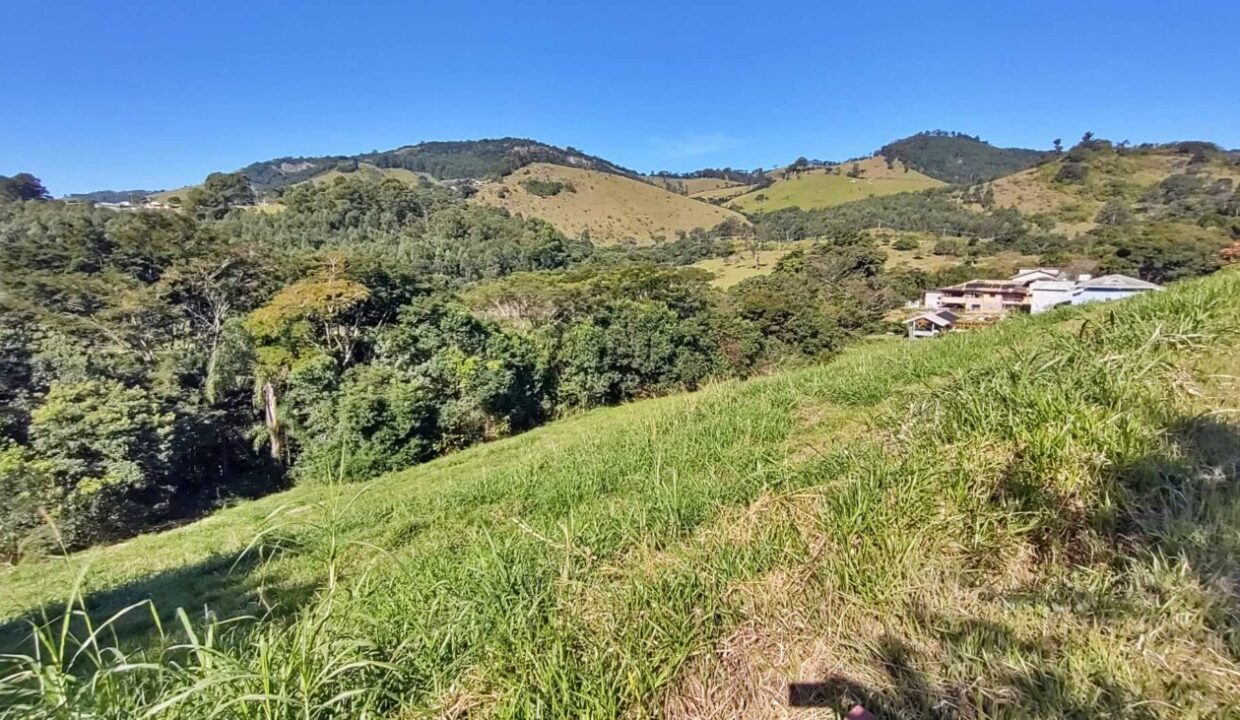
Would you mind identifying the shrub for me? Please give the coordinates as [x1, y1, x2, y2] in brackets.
[892, 237, 919, 251]
[27, 380, 175, 547]
[932, 238, 965, 256]
[1055, 162, 1089, 183]
[520, 179, 575, 197]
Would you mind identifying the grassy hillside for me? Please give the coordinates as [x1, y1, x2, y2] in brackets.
[691, 234, 1039, 288]
[645, 176, 743, 195]
[984, 143, 1240, 236]
[472, 162, 748, 244]
[140, 138, 639, 201]
[4, 269, 1240, 717]
[880, 131, 1048, 183]
[232, 138, 640, 192]
[307, 162, 431, 187]
[728, 157, 942, 214]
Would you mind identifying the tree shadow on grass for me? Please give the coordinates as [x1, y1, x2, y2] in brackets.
[790, 412, 1240, 718]
[790, 622, 1157, 719]
[0, 547, 319, 655]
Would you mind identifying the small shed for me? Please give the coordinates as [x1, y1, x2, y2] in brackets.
[905, 310, 959, 339]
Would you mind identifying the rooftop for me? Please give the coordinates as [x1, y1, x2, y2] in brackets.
[1077, 274, 1163, 291]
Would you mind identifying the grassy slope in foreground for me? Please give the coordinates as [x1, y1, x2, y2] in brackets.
[472, 163, 748, 244]
[729, 156, 942, 213]
[3, 271, 1240, 717]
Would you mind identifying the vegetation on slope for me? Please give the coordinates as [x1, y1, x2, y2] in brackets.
[983, 136, 1240, 236]
[644, 175, 743, 196]
[2, 177, 943, 559]
[232, 138, 639, 195]
[750, 135, 1238, 285]
[879, 130, 1048, 184]
[472, 163, 748, 244]
[61, 189, 159, 203]
[728, 157, 942, 214]
[2, 270, 1239, 717]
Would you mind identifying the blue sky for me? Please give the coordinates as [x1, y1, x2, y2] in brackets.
[4, 1, 1238, 195]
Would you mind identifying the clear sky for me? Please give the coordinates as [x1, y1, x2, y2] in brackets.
[4, 0, 1238, 195]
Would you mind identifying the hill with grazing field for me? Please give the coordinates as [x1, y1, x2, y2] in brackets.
[307, 162, 433, 187]
[135, 138, 640, 202]
[728, 157, 943, 214]
[4, 269, 1240, 717]
[644, 175, 745, 195]
[472, 162, 748, 244]
[879, 131, 1048, 183]
[976, 141, 1240, 236]
[691, 233, 1040, 288]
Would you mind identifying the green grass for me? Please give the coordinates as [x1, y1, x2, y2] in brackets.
[729, 163, 942, 214]
[3, 271, 1240, 718]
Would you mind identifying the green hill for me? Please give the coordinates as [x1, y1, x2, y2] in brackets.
[61, 189, 159, 203]
[880, 131, 1048, 183]
[728, 157, 943, 213]
[472, 162, 748, 244]
[4, 270, 1240, 717]
[984, 139, 1240, 236]
[234, 138, 640, 195]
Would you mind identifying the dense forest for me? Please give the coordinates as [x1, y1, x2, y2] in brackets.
[0, 173, 924, 561]
[878, 130, 1048, 183]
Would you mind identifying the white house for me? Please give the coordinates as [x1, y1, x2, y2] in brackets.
[1072, 274, 1163, 305]
[924, 267, 1163, 316]
[1029, 273, 1161, 313]
[1028, 277, 1084, 313]
[1009, 267, 1064, 285]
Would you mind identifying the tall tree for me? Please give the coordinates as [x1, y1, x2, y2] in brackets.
[0, 173, 51, 202]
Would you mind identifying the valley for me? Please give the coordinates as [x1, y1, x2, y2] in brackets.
[3, 128, 1239, 719]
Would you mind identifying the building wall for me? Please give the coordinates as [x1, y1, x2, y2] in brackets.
[1029, 283, 1078, 313]
[1073, 288, 1149, 305]
[939, 292, 1020, 313]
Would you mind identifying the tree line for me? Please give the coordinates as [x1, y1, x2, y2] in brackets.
[0, 173, 911, 561]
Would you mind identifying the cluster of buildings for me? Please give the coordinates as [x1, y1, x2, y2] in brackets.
[94, 199, 176, 212]
[905, 268, 1162, 338]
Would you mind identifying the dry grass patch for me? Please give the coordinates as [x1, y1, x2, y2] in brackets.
[471, 163, 747, 245]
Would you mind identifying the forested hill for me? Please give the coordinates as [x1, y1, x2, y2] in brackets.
[879, 131, 1048, 184]
[237, 138, 640, 194]
[62, 189, 159, 203]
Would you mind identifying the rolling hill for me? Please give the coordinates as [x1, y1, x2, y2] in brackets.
[4, 270, 1239, 717]
[980, 141, 1240, 235]
[62, 189, 159, 203]
[234, 138, 639, 195]
[306, 162, 433, 187]
[644, 175, 745, 195]
[472, 162, 748, 243]
[727, 156, 943, 213]
[879, 131, 1048, 183]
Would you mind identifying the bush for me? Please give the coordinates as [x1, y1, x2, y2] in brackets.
[26, 380, 175, 547]
[1055, 162, 1089, 183]
[520, 179, 575, 197]
[892, 237, 919, 251]
[0, 443, 61, 563]
[932, 238, 965, 256]
[298, 365, 439, 482]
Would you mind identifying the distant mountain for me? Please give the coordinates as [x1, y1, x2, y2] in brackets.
[63, 189, 158, 203]
[879, 131, 1048, 184]
[235, 138, 640, 195]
